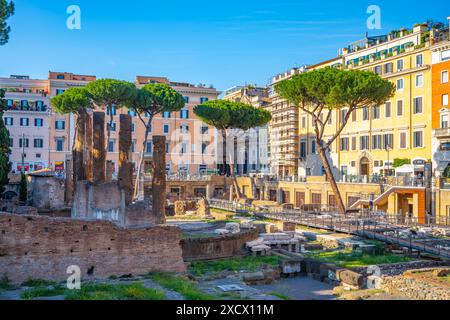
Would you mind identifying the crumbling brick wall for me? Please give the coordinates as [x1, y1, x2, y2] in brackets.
[181, 229, 259, 261]
[0, 213, 186, 284]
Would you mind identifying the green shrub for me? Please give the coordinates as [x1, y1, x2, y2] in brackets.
[189, 256, 280, 276]
[148, 272, 214, 300]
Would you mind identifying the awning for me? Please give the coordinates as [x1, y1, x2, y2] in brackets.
[437, 161, 450, 171]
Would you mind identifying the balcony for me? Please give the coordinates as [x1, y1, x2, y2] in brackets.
[434, 127, 450, 139]
[6, 105, 48, 113]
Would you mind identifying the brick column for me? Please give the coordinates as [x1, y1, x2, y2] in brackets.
[65, 158, 73, 204]
[118, 114, 133, 205]
[93, 112, 106, 184]
[74, 111, 86, 182]
[152, 136, 166, 224]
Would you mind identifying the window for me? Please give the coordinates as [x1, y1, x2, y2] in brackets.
[310, 139, 316, 154]
[163, 124, 169, 134]
[384, 62, 393, 74]
[399, 132, 407, 149]
[181, 142, 187, 154]
[442, 71, 449, 83]
[340, 137, 349, 151]
[300, 139, 307, 158]
[360, 135, 369, 150]
[383, 133, 394, 149]
[56, 138, 64, 151]
[327, 112, 332, 125]
[413, 97, 423, 114]
[106, 106, 117, 116]
[162, 111, 171, 118]
[397, 79, 404, 90]
[56, 89, 65, 95]
[351, 136, 357, 150]
[385, 102, 391, 118]
[415, 74, 423, 87]
[443, 94, 449, 107]
[33, 139, 43, 148]
[362, 106, 369, 120]
[9, 138, 13, 147]
[180, 109, 189, 119]
[166, 142, 170, 154]
[441, 142, 450, 151]
[146, 142, 152, 154]
[301, 116, 306, 128]
[34, 118, 43, 127]
[372, 105, 380, 119]
[340, 109, 348, 124]
[397, 59, 404, 71]
[202, 143, 207, 154]
[416, 54, 423, 67]
[180, 124, 189, 133]
[21, 100, 29, 108]
[374, 66, 382, 75]
[397, 100, 403, 116]
[131, 123, 135, 132]
[4, 117, 13, 126]
[372, 134, 382, 150]
[352, 110, 357, 122]
[442, 50, 450, 61]
[311, 193, 321, 204]
[56, 74, 65, 79]
[107, 122, 116, 132]
[441, 114, 449, 128]
[131, 140, 136, 153]
[55, 120, 65, 130]
[183, 96, 189, 104]
[127, 110, 137, 117]
[413, 131, 423, 148]
[340, 166, 348, 176]
[108, 140, 115, 152]
[200, 97, 208, 103]
[19, 138, 29, 148]
[20, 118, 29, 126]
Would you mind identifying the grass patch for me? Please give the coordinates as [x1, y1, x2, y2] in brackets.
[22, 279, 58, 288]
[305, 249, 411, 268]
[148, 272, 215, 300]
[189, 255, 280, 276]
[0, 275, 14, 291]
[65, 282, 165, 300]
[269, 292, 291, 300]
[20, 284, 66, 300]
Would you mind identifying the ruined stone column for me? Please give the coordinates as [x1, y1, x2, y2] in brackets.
[152, 136, 167, 224]
[93, 112, 106, 184]
[118, 114, 133, 205]
[106, 160, 114, 182]
[85, 112, 93, 182]
[65, 158, 73, 205]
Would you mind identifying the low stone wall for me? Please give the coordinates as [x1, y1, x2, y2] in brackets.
[0, 213, 186, 284]
[381, 271, 450, 300]
[181, 229, 259, 261]
[354, 260, 450, 277]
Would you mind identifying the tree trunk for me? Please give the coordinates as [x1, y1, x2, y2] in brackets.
[106, 105, 114, 155]
[317, 145, 346, 214]
[227, 132, 243, 199]
[134, 117, 152, 200]
[221, 130, 228, 176]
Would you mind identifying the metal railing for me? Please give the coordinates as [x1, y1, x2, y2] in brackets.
[209, 199, 450, 259]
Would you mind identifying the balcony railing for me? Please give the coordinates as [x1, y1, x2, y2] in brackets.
[434, 127, 450, 138]
[6, 105, 48, 112]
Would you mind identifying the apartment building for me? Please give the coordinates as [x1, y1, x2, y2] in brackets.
[266, 66, 309, 177]
[222, 85, 271, 175]
[47, 72, 97, 173]
[122, 76, 220, 176]
[0, 75, 51, 173]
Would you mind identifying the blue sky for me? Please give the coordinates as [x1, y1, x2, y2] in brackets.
[0, 0, 448, 91]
